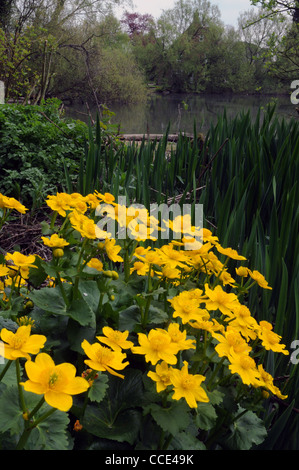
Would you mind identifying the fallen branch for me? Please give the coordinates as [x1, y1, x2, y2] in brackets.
[118, 133, 195, 142]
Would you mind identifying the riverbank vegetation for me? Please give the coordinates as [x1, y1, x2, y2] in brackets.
[0, 0, 298, 452]
[0, 0, 298, 105]
[0, 99, 298, 449]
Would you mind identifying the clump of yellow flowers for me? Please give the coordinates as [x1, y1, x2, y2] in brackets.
[0, 190, 289, 419]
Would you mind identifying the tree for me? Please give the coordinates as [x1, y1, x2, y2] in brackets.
[120, 11, 155, 39]
[51, 13, 147, 104]
[248, 1, 299, 80]
[0, 24, 54, 101]
[237, 7, 287, 88]
[0, 0, 14, 30]
[157, 0, 222, 44]
[0, 0, 138, 104]
[250, 0, 299, 24]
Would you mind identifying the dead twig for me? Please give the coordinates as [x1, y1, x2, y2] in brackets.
[198, 137, 229, 187]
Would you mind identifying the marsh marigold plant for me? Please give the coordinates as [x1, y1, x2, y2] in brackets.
[0, 190, 291, 450]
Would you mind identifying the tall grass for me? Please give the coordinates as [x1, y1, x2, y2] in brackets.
[65, 105, 299, 448]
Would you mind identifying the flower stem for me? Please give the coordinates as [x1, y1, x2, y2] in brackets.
[0, 359, 12, 382]
[27, 397, 45, 421]
[206, 357, 226, 390]
[16, 359, 27, 414]
[16, 406, 57, 450]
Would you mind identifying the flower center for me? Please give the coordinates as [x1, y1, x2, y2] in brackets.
[13, 337, 25, 349]
[266, 331, 279, 345]
[48, 372, 59, 388]
[160, 373, 170, 384]
[151, 334, 168, 351]
[240, 355, 255, 370]
[96, 347, 114, 364]
[181, 377, 195, 390]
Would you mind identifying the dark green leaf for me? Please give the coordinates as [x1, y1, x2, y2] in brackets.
[225, 407, 267, 450]
[145, 401, 190, 436]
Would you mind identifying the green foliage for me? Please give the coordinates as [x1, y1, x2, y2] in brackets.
[0, 103, 298, 450]
[0, 175, 289, 450]
[67, 104, 299, 448]
[93, 47, 147, 104]
[0, 100, 88, 208]
[0, 25, 57, 102]
[129, 0, 292, 94]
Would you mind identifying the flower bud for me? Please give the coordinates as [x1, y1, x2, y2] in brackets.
[8, 268, 18, 278]
[53, 248, 64, 258]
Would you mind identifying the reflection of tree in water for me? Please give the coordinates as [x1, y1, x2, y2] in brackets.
[66, 94, 292, 134]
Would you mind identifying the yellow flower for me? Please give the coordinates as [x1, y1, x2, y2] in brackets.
[163, 214, 202, 238]
[20, 353, 89, 412]
[257, 321, 289, 355]
[215, 244, 247, 260]
[169, 290, 209, 324]
[127, 221, 156, 241]
[202, 228, 219, 244]
[204, 283, 239, 317]
[187, 288, 205, 300]
[81, 339, 129, 378]
[82, 219, 98, 239]
[131, 329, 179, 365]
[170, 361, 209, 408]
[212, 327, 251, 360]
[148, 361, 173, 392]
[95, 192, 116, 205]
[256, 365, 288, 400]
[69, 211, 98, 239]
[235, 266, 249, 277]
[164, 323, 196, 352]
[229, 304, 258, 341]
[133, 247, 162, 267]
[157, 244, 190, 269]
[46, 192, 72, 217]
[189, 318, 224, 334]
[85, 193, 101, 210]
[134, 246, 151, 257]
[98, 203, 127, 228]
[248, 270, 272, 290]
[5, 252, 37, 279]
[0, 264, 9, 277]
[0, 325, 46, 360]
[0, 194, 28, 214]
[218, 269, 236, 286]
[41, 234, 70, 248]
[159, 265, 181, 280]
[228, 351, 261, 386]
[87, 258, 103, 271]
[69, 210, 85, 231]
[130, 261, 151, 276]
[69, 195, 88, 214]
[96, 327, 134, 352]
[126, 206, 149, 226]
[104, 238, 123, 262]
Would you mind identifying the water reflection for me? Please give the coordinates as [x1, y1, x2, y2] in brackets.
[65, 92, 296, 134]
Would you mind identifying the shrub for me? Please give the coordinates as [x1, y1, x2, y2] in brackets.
[0, 99, 88, 209]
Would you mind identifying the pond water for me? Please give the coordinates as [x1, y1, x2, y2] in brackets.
[65, 92, 297, 135]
